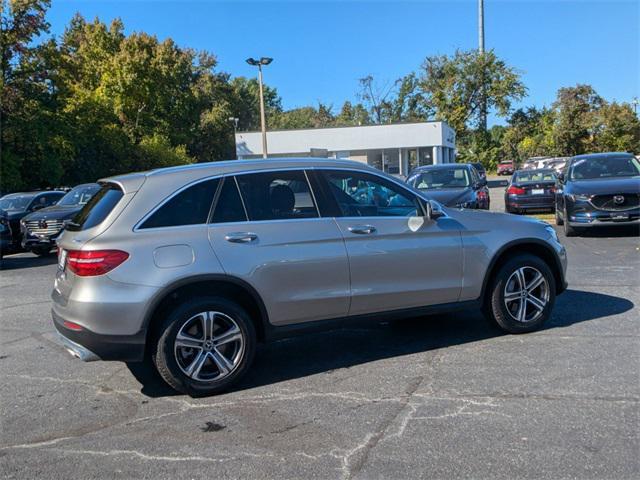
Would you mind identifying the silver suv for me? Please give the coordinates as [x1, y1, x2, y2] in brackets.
[53, 159, 567, 395]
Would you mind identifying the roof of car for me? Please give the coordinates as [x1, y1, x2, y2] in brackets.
[1, 190, 65, 198]
[571, 152, 634, 161]
[102, 157, 381, 193]
[410, 163, 472, 173]
[515, 168, 556, 173]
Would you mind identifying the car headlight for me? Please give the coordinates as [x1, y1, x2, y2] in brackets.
[544, 224, 559, 242]
[567, 193, 591, 202]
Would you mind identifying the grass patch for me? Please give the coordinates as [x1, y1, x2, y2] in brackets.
[531, 212, 556, 224]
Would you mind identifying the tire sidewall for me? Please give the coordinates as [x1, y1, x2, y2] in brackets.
[489, 255, 556, 334]
[155, 296, 256, 396]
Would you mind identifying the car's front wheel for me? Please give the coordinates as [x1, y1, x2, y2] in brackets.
[154, 297, 257, 396]
[486, 254, 556, 334]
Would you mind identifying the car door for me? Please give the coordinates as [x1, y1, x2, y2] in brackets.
[316, 169, 463, 316]
[207, 171, 350, 327]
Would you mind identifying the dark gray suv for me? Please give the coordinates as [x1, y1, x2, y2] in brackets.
[52, 159, 567, 395]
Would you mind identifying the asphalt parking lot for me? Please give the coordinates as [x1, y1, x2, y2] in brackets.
[1, 186, 638, 479]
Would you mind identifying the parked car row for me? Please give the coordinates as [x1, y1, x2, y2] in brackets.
[0, 183, 100, 257]
[504, 152, 640, 237]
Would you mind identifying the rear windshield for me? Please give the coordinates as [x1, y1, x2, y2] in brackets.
[514, 171, 556, 182]
[67, 184, 124, 231]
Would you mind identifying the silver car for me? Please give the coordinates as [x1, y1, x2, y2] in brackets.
[52, 159, 568, 395]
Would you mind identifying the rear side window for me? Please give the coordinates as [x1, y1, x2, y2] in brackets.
[211, 177, 247, 223]
[68, 184, 124, 231]
[140, 179, 220, 229]
[236, 171, 318, 221]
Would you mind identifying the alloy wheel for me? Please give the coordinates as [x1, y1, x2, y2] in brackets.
[174, 311, 244, 382]
[503, 266, 550, 323]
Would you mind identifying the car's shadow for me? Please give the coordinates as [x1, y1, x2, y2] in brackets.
[568, 225, 640, 238]
[126, 289, 634, 398]
[0, 253, 57, 270]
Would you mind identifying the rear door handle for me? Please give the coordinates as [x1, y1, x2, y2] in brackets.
[224, 232, 258, 243]
[348, 225, 377, 235]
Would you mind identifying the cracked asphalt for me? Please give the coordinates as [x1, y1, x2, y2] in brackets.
[1, 187, 639, 479]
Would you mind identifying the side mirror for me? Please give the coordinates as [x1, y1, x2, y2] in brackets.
[423, 199, 444, 220]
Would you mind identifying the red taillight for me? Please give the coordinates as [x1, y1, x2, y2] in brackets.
[66, 250, 129, 277]
[477, 190, 488, 199]
[507, 185, 526, 195]
[63, 321, 83, 331]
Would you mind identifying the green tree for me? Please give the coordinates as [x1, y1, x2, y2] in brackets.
[334, 101, 370, 126]
[419, 49, 526, 140]
[551, 84, 604, 155]
[592, 101, 640, 154]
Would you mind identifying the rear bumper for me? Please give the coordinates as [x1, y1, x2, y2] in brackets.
[506, 195, 555, 210]
[53, 309, 146, 362]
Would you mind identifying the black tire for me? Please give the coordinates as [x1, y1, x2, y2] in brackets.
[555, 207, 564, 226]
[485, 254, 556, 334]
[563, 208, 578, 236]
[32, 246, 53, 257]
[153, 296, 257, 396]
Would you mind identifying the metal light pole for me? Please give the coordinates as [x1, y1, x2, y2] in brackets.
[246, 57, 273, 159]
[228, 117, 239, 158]
[632, 97, 639, 117]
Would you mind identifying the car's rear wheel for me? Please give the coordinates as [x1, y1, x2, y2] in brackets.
[154, 297, 256, 396]
[486, 254, 556, 334]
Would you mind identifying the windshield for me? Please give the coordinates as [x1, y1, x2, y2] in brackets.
[409, 168, 471, 189]
[569, 156, 640, 180]
[57, 185, 100, 206]
[0, 195, 33, 211]
[515, 171, 556, 182]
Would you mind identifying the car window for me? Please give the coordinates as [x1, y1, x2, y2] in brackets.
[408, 168, 471, 189]
[68, 184, 125, 231]
[58, 185, 99, 206]
[322, 170, 419, 217]
[211, 177, 247, 223]
[515, 171, 557, 182]
[569, 156, 640, 180]
[140, 178, 220, 229]
[236, 171, 318, 221]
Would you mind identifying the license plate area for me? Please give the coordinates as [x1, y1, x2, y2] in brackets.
[531, 189, 544, 195]
[611, 213, 630, 222]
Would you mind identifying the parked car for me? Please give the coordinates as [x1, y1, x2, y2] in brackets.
[21, 183, 100, 256]
[0, 209, 12, 260]
[52, 158, 567, 395]
[505, 169, 557, 214]
[556, 152, 640, 236]
[497, 161, 515, 176]
[0, 191, 66, 252]
[470, 162, 487, 180]
[406, 164, 490, 209]
[522, 158, 549, 170]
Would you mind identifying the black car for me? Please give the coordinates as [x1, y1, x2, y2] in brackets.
[0, 209, 12, 260]
[21, 183, 100, 256]
[470, 162, 487, 180]
[505, 169, 557, 214]
[0, 190, 66, 253]
[406, 163, 490, 209]
[556, 152, 640, 236]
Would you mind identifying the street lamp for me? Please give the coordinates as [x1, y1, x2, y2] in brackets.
[228, 117, 239, 158]
[246, 57, 273, 158]
[632, 97, 639, 117]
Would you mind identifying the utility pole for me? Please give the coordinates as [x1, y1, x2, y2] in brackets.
[478, 0, 487, 133]
[478, 0, 485, 54]
[632, 97, 639, 117]
[228, 117, 239, 158]
[246, 57, 273, 159]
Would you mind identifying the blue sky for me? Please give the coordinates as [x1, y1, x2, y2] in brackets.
[48, 1, 639, 124]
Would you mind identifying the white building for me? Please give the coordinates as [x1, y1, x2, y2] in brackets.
[235, 121, 456, 176]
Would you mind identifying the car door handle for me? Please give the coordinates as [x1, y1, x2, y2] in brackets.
[348, 225, 377, 235]
[224, 232, 257, 243]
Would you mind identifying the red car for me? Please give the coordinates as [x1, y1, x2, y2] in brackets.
[497, 161, 515, 176]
